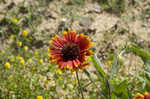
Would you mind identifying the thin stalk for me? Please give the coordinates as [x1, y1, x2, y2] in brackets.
[76, 72, 84, 99]
[105, 78, 111, 99]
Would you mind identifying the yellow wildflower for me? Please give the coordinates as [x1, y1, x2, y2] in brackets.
[58, 77, 63, 81]
[17, 41, 22, 47]
[10, 34, 15, 39]
[87, 57, 92, 61]
[20, 59, 25, 66]
[24, 46, 28, 51]
[56, 69, 62, 74]
[5, 62, 11, 69]
[22, 30, 28, 37]
[37, 96, 43, 99]
[14, 84, 17, 88]
[68, 84, 73, 89]
[32, 66, 36, 70]
[107, 60, 112, 65]
[38, 74, 43, 79]
[12, 18, 18, 24]
[39, 59, 43, 64]
[118, 54, 121, 60]
[28, 58, 32, 63]
[16, 56, 22, 60]
[8, 76, 13, 81]
[45, 80, 49, 84]
[34, 51, 38, 55]
[10, 58, 15, 62]
[129, 45, 132, 48]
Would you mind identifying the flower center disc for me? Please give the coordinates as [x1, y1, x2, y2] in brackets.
[61, 43, 80, 61]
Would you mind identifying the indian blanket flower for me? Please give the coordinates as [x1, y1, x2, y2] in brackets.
[49, 30, 93, 71]
[133, 92, 150, 99]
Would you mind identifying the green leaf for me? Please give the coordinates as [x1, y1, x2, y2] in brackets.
[91, 54, 106, 78]
[83, 69, 107, 98]
[129, 47, 150, 67]
[113, 80, 128, 99]
[110, 52, 119, 79]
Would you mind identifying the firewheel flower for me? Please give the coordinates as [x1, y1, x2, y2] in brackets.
[133, 92, 150, 99]
[49, 30, 93, 71]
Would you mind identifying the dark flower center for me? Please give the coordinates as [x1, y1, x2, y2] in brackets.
[61, 43, 80, 61]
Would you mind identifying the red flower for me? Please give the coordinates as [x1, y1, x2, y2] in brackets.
[49, 30, 93, 71]
[144, 92, 150, 99]
[133, 92, 150, 99]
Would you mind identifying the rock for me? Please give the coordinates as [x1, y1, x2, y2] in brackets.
[79, 17, 92, 27]
[93, 2, 101, 13]
[87, 2, 101, 14]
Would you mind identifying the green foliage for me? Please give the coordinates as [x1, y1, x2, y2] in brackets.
[67, 0, 86, 5]
[98, 0, 126, 13]
[91, 54, 106, 78]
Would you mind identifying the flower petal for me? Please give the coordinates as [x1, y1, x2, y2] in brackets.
[76, 33, 92, 50]
[72, 59, 80, 68]
[50, 49, 61, 55]
[64, 30, 77, 43]
[50, 36, 67, 48]
[78, 54, 85, 62]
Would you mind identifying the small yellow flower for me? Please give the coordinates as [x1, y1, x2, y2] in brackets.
[114, 78, 119, 82]
[45, 80, 49, 84]
[19, 59, 25, 66]
[58, 77, 63, 80]
[107, 60, 112, 65]
[8, 76, 13, 81]
[24, 46, 28, 51]
[129, 45, 132, 48]
[5, 62, 11, 69]
[28, 58, 32, 63]
[32, 66, 36, 70]
[118, 54, 121, 60]
[38, 74, 43, 79]
[34, 51, 38, 55]
[17, 41, 22, 47]
[10, 34, 15, 39]
[68, 84, 73, 89]
[22, 30, 28, 37]
[39, 59, 43, 64]
[16, 56, 23, 60]
[37, 96, 43, 99]
[14, 84, 17, 88]
[87, 57, 92, 61]
[56, 69, 62, 74]
[12, 18, 18, 24]
[10, 58, 15, 62]
[48, 48, 50, 52]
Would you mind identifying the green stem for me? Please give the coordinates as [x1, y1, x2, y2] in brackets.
[76, 72, 84, 99]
